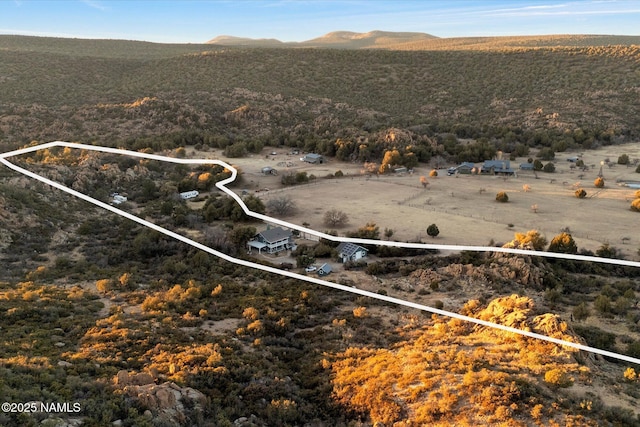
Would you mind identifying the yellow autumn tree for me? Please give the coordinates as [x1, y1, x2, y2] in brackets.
[379, 149, 401, 174]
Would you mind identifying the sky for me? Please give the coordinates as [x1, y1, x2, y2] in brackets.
[1, 0, 639, 44]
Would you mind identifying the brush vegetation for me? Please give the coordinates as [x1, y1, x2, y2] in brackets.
[1, 34, 640, 425]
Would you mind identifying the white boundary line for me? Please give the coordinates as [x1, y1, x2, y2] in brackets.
[1, 141, 640, 365]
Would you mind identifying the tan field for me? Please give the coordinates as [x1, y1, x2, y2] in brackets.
[192, 142, 640, 260]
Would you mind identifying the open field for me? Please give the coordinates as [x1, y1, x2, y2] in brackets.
[202, 142, 640, 260]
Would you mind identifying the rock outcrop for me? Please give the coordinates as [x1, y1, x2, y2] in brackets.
[113, 370, 207, 426]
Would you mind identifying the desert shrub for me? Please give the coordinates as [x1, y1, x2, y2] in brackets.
[544, 368, 573, 388]
[334, 170, 344, 177]
[594, 176, 605, 188]
[542, 162, 555, 173]
[347, 222, 380, 240]
[627, 341, 640, 359]
[636, 164, 640, 173]
[548, 232, 577, 254]
[618, 154, 630, 165]
[429, 169, 438, 177]
[343, 260, 368, 271]
[509, 230, 547, 251]
[596, 243, 618, 258]
[594, 295, 612, 314]
[631, 198, 640, 212]
[573, 325, 616, 351]
[495, 191, 509, 203]
[426, 223, 439, 238]
[623, 367, 637, 381]
[572, 302, 590, 321]
[312, 243, 334, 258]
[575, 188, 587, 198]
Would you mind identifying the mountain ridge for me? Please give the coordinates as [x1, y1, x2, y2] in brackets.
[207, 30, 640, 50]
[207, 30, 438, 49]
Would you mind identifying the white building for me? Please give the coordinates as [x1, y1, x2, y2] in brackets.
[112, 194, 127, 205]
[180, 190, 199, 200]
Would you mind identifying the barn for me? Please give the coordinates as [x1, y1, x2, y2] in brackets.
[302, 153, 324, 164]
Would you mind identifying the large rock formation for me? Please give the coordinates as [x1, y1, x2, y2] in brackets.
[113, 370, 207, 426]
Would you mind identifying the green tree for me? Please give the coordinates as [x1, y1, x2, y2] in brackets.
[618, 154, 630, 165]
[229, 226, 257, 250]
[296, 254, 315, 269]
[537, 147, 555, 161]
[426, 224, 440, 238]
[548, 232, 577, 254]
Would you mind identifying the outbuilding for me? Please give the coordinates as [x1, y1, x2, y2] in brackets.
[336, 242, 369, 263]
[302, 153, 324, 164]
[317, 263, 332, 276]
[519, 162, 534, 170]
[261, 166, 278, 175]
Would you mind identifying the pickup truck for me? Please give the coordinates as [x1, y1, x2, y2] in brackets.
[280, 262, 293, 270]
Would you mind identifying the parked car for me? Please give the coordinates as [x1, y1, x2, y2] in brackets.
[305, 265, 317, 273]
[447, 167, 457, 176]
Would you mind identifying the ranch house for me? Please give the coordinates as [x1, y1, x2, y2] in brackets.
[248, 227, 294, 254]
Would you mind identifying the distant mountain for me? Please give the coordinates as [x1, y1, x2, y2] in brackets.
[207, 30, 438, 49]
[206, 31, 640, 51]
[207, 35, 286, 47]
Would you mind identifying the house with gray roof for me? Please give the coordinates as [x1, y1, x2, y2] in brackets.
[317, 263, 332, 276]
[482, 160, 515, 175]
[302, 153, 324, 164]
[248, 227, 294, 254]
[336, 242, 369, 263]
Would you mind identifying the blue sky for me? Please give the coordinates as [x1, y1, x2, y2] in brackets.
[1, 1, 639, 43]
